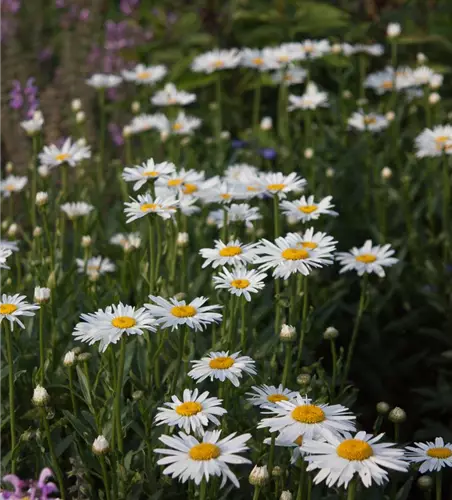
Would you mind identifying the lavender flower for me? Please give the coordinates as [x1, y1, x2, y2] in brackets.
[120, 0, 140, 15]
[2, 468, 58, 499]
[259, 147, 277, 160]
[108, 123, 124, 146]
[9, 79, 39, 117]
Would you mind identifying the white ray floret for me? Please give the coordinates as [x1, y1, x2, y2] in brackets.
[191, 49, 241, 73]
[122, 64, 167, 85]
[124, 193, 179, 223]
[213, 266, 266, 302]
[20, 111, 44, 135]
[86, 74, 122, 89]
[280, 195, 337, 223]
[336, 240, 398, 277]
[257, 172, 306, 198]
[200, 240, 259, 269]
[109, 233, 142, 252]
[76, 256, 116, 280]
[60, 202, 94, 219]
[415, 125, 452, 158]
[39, 138, 91, 167]
[122, 159, 176, 191]
[288, 82, 329, 111]
[348, 110, 389, 132]
[0, 294, 40, 330]
[151, 83, 196, 106]
[405, 437, 452, 473]
[246, 384, 299, 408]
[0, 175, 28, 197]
[0, 246, 13, 269]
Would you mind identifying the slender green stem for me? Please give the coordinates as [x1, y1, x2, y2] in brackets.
[442, 154, 450, 263]
[273, 195, 280, 239]
[341, 275, 368, 390]
[155, 217, 163, 291]
[268, 433, 276, 477]
[295, 460, 306, 500]
[347, 478, 356, 500]
[114, 336, 126, 453]
[394, 422, 400, 442]
[253, 77, 261, 132]
[42, 209, 55, 271]
[199, 478, 208, 500]
[171, 326, 188, 394]
[240, 298, 247, 351]
[435, 470, 442, 500]
[5, 326, 17, 473]
[221, 207, 228, 242]
[330, 338, 337, 397]
[282, 343, 292, 387]
[148, 217, 155, 295]
[296, 277, 309, 371]
[252, 486, 261, 500]
[39, 306, 45, 384]
[98, 88, 106, 186]
[215, 74, 222, 143]
[68, 367, 78, 415]
[42, 415, 66, 498]
[228, 296, 237, 351]
[31, 135, 38, 227]
[99, 455, 112, 500]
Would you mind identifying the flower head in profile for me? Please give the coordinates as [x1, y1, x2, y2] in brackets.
[365, 66, 414, 95]
[154, 388, 227, 434]
[20, 110, 44, 135]
[246, 384, 298, 409]
[347, 110, 389, 133]
[303, 431, 408, 488]
[0, 246, 13, 269]
[225, 203, 262, 228]
[298, 39, 331, 59]
[258, 172, 306, 199]
[76, 256, 116, 280]
[0, 293, 40, 330]
[39, 138, 91, 167]
[415, 125, 452, 158]
[351, 44, 384, 56]
[336, 240, 398, 277]
[86, 73, 122, 89]
[122, 64, 167, 85]
[127, 113, 165, 135]
[288, 82, 329, 111]
[240, 48, 278, 71]
[0, 175, 28, 198]
[280, 195, 337, 223]
[405, 437, 452, 473]
[188, 351, 256, 387]
[155, 430, 251, 487]
[213, 266, 266, 302]
[122, 159, 176, 191]
[271, 66, 307, 86]
[145, 296, 222, 331]
[200, 240, 259, 269]
[109, 232, 141, 252]
[157, 169, 205, 192]
[191, 49, 241, 73]
[151, 83, 196, 106]
[60, 202, 94, 219]
[169, 111, 202, 135]
[413, 66, 442, 87]
[73, 303, 157, 352]
[124, 193, 179, 223]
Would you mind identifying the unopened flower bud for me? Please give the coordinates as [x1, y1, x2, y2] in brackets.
[34, 286, 50, 303]
[342, 90, 352, 99]
[81, 235, 92, 248]
[63, 351, 76, 367]
[249, 465, 269, 486]
[77, 352, 92, 363]
[209, 102, 218, 111]
[326, 167, 335, 178]
[131, 101, 140, 113]
[280, 324, 296, 342]
[388, 406, 406, 423]
[47, 271, 56, 289]
[174, 292, 186, 301]
[417, 52, 427, 64]
[33, 227, 43, 237]
[21, 430, 33, 442]
[132, 390, 144, 401]
[92, 435, 110, 455]
[123, 125, 132, 138]
[71, 99, 82, 112]
[428, 92, 440, 105]
[357, 98, 368, 107]
[38, 165, 50, 178]
[287, 215, 298, 226]
[304, 148, 314, 159]
[323, 326, 338, 340]
[376, 401, 390, 415]
[76, 111, 85, 124]
[181, 137, 191, 146]
[331, 43, 342, 54]
[386, 23, 401, 38]
[177, 232, 189, 247]
[32, 385, 50, 406]
[417, 475, 433, 490]
[280, 491, 293, 500]
[160, 130, 169, 142]
[77, 137, 87, 147]
[220, 131, 230, 140]
[385, 111, 395, 122]
[381, 167, 392, 180]
[8, 223, 18, 237]
[429, 74, 443, 90]
[272, 466, 282, 477]
[260, 117, 273, 131]
[6, 162, 14, 173]
[297, 373, 311, 386]
[36, 191, 48, 206]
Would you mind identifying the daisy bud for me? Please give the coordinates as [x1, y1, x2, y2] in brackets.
[76, 111, 85, 124]
[132, 390, 144, 401]
[287, 215, 298, 226]
[256, 228, 265, 238]
[381, 167, 392, 180]
[376, 401, 390, 415]
[357, 98, 368, 107]
[33, 226, 43, 237]
[32, 385, 50, 406]
[77, 137, 87, 147]
[6, 161, 14, 173]
[5, 277, 12, 286]
[272, 466, 282, 477]
[417, 52, 427, 64]
[388, 406, 406, 423]
[297, 373, 311, 386]
[63, 351, 76, 367]
[131, 101, 140, 113]
[280, 324, 296, 342]
[123, 125, 132, 138]
[417, 475, 433, 490]
[428, 92, 440, 105]
[72, 347, 83, 355]
[8, 223, 18, 237]
[71, 99, 82, 112]
[249, 465, 269, 486]
[260, 116, 273, 131]
[209, 102, 218, 111]
[160, 130, 169, 142]
[25, 273, 33, 284]
[92, 435, 110, 455]
[323, 326, 338, 340]
[331, 43, 342, 54]
[181, 137, 191, 146]
[174, 292, 186, 301]
[35, 191, 48, 207]
[206, 215, 216, 226]
[177, 232, 189, 247]
[221, 131, 230, 140]
[280, 491, 293, 500]
[34, 286, 50, 303]
[304, 148, 314, 159]
[21, 430, 33, 442]
[47, 271, 56, 288]
[77, 352, 92, 363]
[386, 22, 401, 38]
[429, 74, 443, 90]
[326, 167, 335, 178]
[38, 165, 50, 178]
[385, 111, 395, 122]
[81, 235, 92, 248]
[33, 110, 43, 121]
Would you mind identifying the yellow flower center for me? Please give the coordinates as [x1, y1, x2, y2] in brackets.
[300, 241, 318, 250]
[381, 81, 393, 89]
[305, 46, 313, 53]
[355, 253, 377, 263]
[209, 356, 235, 369]
[247, 186, 258, 192]
[267, 394, 289, 403]
[282, 248, 309, 260]
[175, 401, 203, 417]
[435, 136, 450, 150]
[140, 203, 160, 212]
[427, 447, 452, 459]
[144, 171, 159, 177]
[87, 264, 100, 272]
[219, 246, 242, 257]
[0, 303, 18, 315]
[284, 74, 293, 82]
[278, 55, 289, 62]
[364, 116, 377, 125]
[168, 178, 183, 187]
[220, 193, 232, 200]
[5, 184, 15, 191]
[298, 205, 318, 214]
[267, 183, 285, 191]
[171, 305, 197, 318]
[137, 71, 151, 80]
[111, 316, 136, 329]
[168, 97, 178, 104]
[56, 153, 70, 162]
[172, 123, 183, 131]
[230, 279, 250, 289]
[189, 443, 221, 461]
[252, 57, 264, 65]
[213, 60, 224, 68]
[337, 439, 373, 461]
[291, 404, 325, 423]
[183, 183, 198, 195]
[294, 436, 303, 446]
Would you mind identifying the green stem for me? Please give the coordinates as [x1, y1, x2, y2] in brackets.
[347, 478, 356, 500]
[330, 338, 337, 397]
[268, 433, 276, 477]
[98, 88, 106, 186]
[68, 367, 78, 415]
[253, 77, 261, 132]
[171, 326, 188, 394]
[215, 74, 222, 144]
[99, 456, 112, 500]
[155, 217, 163, 292]
[39, 306, 45, 384]
[442, 155, 450, 263]
[435, 470, 442, 500]
[252, 486, 261, 500]
[31, 135, 38, 227]
[282, 343, 292, 387]
[228, 296, 237, 351]
[148, 217, 155, 295]
[295, 460, 306, 500]
[5, 326, 17, 473]
[240, 298, 247, 351]
[296, 277, 309, 371]
[42, 415, 66, 498]
[273, 195, 280, 238]
[199, 478, 208, 500]
[114, 336, 126, 454]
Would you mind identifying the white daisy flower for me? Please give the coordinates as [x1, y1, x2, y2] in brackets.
[405, 437, 452, 473]
[151, 83, 196, 106]
[20, 111, 44, 135]
[258, 172, 306, 199]
[413, 66, 441, 86]
[122, 64, 167, 85]
[0, 246, 13, 269]
[191, 49, 241, 73]
[353, 44, 384, 56]
[0, 294, 40, 330]
[347, 110, 389, 132]
[258, 394, 356, 442]
[0, 175, 28, 197]
[122, 159, 176, 191]
[298, 39, 331, 59]
[199, 240, 259, 269]
[154, 388, 227, 434]
[365, 66, 414, 94]
[297, 227, 337, 253]
[303, 431, 408, 488]
[415, 125, 452, 158]
[271, 66, 307, 86]
[76, 256, 116, 280]
[39, 138, 91, 168]
[224, 163, 259, 182]
[336, 240, 398, 278]
[288, 82, 329, 111]
[157, 169, 206, 192]
[225, 203, 262, 227]
[198, 180, 245, 204]
[188, 351, 256, 387]
[169, 111, 202, 135]
[262, 46, 304, 68]
[213, 266, 266, 302]
[86, 73, 122, 89]
[254, 232, 336, 279]
[72, 303, 157, 353]
[280, 195, 337, 223]
[155, 430, 251, 487]
[109, 232, 141, 252]
[0, 240, 19, 252]
[246, 384, 298, 408]
[145, 296, 222, 331]
[240, 48, 278, 71]
[60, 202, 94, 219]
[127, 113, 165, 135]
[124, 193, 179, 223]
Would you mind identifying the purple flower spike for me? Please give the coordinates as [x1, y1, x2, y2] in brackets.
[259, 147, 277, 160]
[120, 0, 139, 15]
[2, 473, 25, 497]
